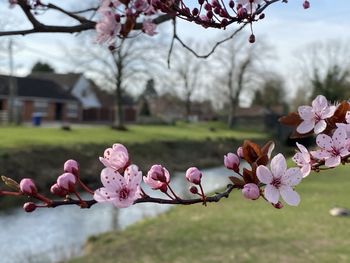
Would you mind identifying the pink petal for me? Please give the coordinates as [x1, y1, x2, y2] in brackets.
[301, 165, 311, 178]
[282, 168, 302, 186]
[311, 150, 330, 160]
[316, 134, 333, 151]
[321, 105, 336, 119]
[296, 143, 308, 155]
[112, 143, 128, 155]
[314, 120, 327, 134]
[100, 168, 124, 191]
[270, 153, 287, 177]
[124, 165, 142, 188]
[264, 184, 280, 204]
[346, 111, 350, 124]
[312, 95, 327, 111]
[298, 106, 313, 120]
[256, 165, 273, 184]
[94, 187, 117, 203]
[325, 156, 341, 167]
[297, 120, 315, 134]
[99, 157, 111, 168]
[103, 148, 113, 159]
[279, 185, 300, 206]
[292, 152, 304, 166]
[112, 197, 135, 208]
[332, 127, 347, 149]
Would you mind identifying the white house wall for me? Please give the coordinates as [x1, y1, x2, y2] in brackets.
[72, 76, 101, 109]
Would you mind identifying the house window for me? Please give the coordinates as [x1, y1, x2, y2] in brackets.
[34, 101, 48, 116]
[66, 103, 79, 118]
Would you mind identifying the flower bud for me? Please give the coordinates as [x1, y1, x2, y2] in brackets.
[159, 183, 168, 193]
[249, 34, 256, 43]
[224, 153, 240, 172]
[23, 202, 36, 212]
[185, 167, 202, 185]
[189, 186, 198, 194]
[237, 147, 244, 158]
[144, 164, 171, 190]
[19, 178, 38, 196]
[303, 0, 310, 9]
[242, 183, 260, 200]
[50, 183, 68, 197]
[64, 159, 79, 176]
[57, 173, 76, 192]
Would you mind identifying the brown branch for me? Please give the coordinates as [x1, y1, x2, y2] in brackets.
[45, 184, 237, 209]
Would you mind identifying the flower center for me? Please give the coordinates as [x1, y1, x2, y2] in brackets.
[331, 146, 341, 156]
[119, 187, 130, 200]
[271, 177, 282, 188]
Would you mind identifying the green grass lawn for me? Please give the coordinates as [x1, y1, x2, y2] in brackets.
[0, 122, 266, 148]
[71, 164, 350, 263]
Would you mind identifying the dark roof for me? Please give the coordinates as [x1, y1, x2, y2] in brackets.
[0, 75, 78, 101]
[29, 72, 81, 91]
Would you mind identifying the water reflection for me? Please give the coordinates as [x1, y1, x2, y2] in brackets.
[0, 166, 235, 263]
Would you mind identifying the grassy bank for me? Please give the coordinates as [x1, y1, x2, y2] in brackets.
[71, 165, 350, 263]
[0, 122, 266, 149]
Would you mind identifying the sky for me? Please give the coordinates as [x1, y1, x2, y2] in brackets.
[0, 0, 350, 102]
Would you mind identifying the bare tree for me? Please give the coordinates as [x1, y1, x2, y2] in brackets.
[67, 35, 160, 129]
[296, 40, 350, 102]
[212, 33, 268, 127]
[168, 44, 206, 121]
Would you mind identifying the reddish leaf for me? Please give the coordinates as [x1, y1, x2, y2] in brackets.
[228, 176, 245, 187]
[256, 154, 269, 166]
[261, 141, 275, 157]
[242, 168, 253, 183]
[279, 112, 302, 127]
[242, 140, 261, 164]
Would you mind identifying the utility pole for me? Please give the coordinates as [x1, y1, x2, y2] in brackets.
[8, 39, 16, 124]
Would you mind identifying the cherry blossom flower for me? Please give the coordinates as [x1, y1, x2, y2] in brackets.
[99, 143, 129, 171]
[311, 127, 350, 167]
[96, 12, 121, 44]
[257, 154, 302, 206]
[336, 111, 350, 137]
[292, 143, 312, 177]
[142, 19, 157, 36]
[144, 164, 170, 190]
[296, 95, 336, 134]
[236, 0, 264, 13]
[224, 153, 240, 172]
[94, 165, 142, 208]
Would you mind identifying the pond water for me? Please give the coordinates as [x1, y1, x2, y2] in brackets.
[0, 166, 236, 263]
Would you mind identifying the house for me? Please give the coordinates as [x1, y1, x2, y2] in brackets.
[30, 73, 137, 123]
[0, 75, 80, 123]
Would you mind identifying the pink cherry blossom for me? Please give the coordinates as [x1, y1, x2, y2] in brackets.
[99, 143, 129, 171]
[96, 12, 121, 44]
[311, 127, 350, 167]
[20, 178, 37, 195]
[94, 165, 142, 208]
[142, 19, 157, 36]
[297, 95, 336, 134]
[242, 183, 260, 200]
[133, 0, 149, 12]
[185, 167, 202, 185]
[236, 0, 264, 13]
[257, 154, 302, 206]
[64, 159, 79, 176]
[57, 173, 76, 192]
[144, 164, 170, 190]
[292, 143, 312, 177]
[336, 111, 350, 137]
[236, 147, 244, 158]
[224, 153, 240, 172]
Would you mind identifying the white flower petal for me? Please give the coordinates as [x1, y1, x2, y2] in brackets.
[321, 105, 336, 119]
[270, 153, 287, 177]
[346, 111, 350, 124]
[280, 185, 300, 206]
[282, 168, 302, 186]
[311, 150, 330, 160]
[264, 184, 280, 204]
[100, 167, 124, 190]
[316, 133, 333, 151]
[312, 95, 327, 111]
[314, 120, 327, 134]
[94, 187, 117, 203]
[297, 120, 315, 134]
[332, 127, 347, 149]
[301, 165, 311, 178]
[256, 165, 273, 184]
[298, 106, 313, 120]
[325, 156, 341, 167]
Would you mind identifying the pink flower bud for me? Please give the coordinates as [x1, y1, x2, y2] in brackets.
[242, 183, 260, 200]
[185, 167, 202, 185]
[50, 183, 68, 197]
[303, 0, 310, 9]
[64, 159, 79, 176]
[237, 147, 244, 158]
[189, 186, 198, 194]
[57, 173, 76, 192]
[224, 153, 240, 172]
[144, 164, 171, 190]
[19, 178, 38, 195]
[23, 202, 36, 212]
